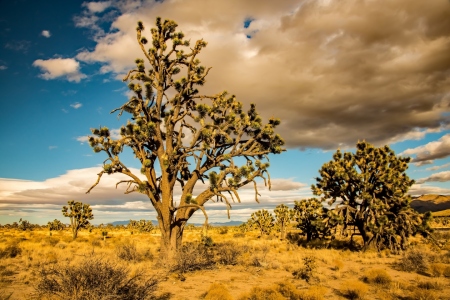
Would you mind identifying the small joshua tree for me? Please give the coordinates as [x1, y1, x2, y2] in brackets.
[293, 198, 337, 241]
[313, 141, 426, 251]
[62, 200, 94, 239]
[274, 204, 294, 240]
[128, 219, 155, 233]
[250, 209, 275, 236]
[47, 219, 65, 236]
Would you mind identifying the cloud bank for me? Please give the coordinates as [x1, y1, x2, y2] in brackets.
[74, 0, 450, 149]
[0, 167, 309, 224]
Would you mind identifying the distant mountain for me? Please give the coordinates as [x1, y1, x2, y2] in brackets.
[411, 194, 450, 213]
[110, 220, 243, 227]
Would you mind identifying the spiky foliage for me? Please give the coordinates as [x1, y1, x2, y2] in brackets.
[293, 198, 338, 241]
[312, 141, 425, 251]
[250, 209, 275, 236]
[62, 200, 94, 239]
[85, 18, 285, 260]
[47, 219, 65, 232]
[128, 220, 155, 233]
[274, 204, 294, 240]
[18, 218, 34, 231]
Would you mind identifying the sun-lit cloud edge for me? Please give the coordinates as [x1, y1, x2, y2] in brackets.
[0, 167, 310, 225]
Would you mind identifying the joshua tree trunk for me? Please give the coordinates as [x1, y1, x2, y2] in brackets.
[280, 224, 286, 240]
[158, 219, 184, 261]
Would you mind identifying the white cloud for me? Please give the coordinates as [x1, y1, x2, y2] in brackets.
[416, 171, 450, 184]
[409, 183, 450, 196]
[70, 102, 83, 109]
[401, 134, 450, 165]
[76, 136, 89, 143]
[426, 162, 450, 171]
[0, 167, 309, 224]
[83, 1, 112, 13]
[33, 58, 87, 82]
[41, 30, 51, 38]
[0, 65, 7, 70]
[48, 146, 57, 150]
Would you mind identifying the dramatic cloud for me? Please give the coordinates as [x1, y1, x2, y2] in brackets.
[401, 134, 450, 164]
[0, 167, 309, 224]
[70, 102, 83, 109]
[33, 58, 87, 82]
[41, 30, 51, 38]
[74, 0, 450, 149]
[416, 171, 450, 184]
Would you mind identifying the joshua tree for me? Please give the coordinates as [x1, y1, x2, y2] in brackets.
[293, 198, 337, 241]
[274, 204, 294, 240]
[62, 200, 94, 239]
[250, 209, 275, 236]
[128, 219, 155, 233]
[86, 18, 284, 260]
[47, 219, 65, 236]
[312, 141, 425, 251]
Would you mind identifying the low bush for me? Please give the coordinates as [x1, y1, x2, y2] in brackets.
[276, 282, 326, 300]
[362, 269, 392, 286]
[116, 241, 140, 262]
[36, 256, 158, 300]
[238, 287, 285, 300]
[172, 242, 215, 273]
[340, 280, 369, 300]
[398, 249, 431, 273]
[428, 263, 447, 277]
[215, 241, 245, 265]
[409, 288, 438, 300]
[417, 279, 444, 290]
[204, 283, 233, 300]
[293, 256, 317, 283]
[0, 244, 22, 259]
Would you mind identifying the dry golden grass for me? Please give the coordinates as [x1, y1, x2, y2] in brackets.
[0, 226, 449, 299]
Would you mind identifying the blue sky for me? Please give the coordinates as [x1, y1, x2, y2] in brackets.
[1, 0, 450, 225]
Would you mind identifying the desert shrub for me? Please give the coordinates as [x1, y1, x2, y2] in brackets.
[362, 269, 392, 286]
[276, 282, 326, 300]
[201, 235, 214, 247]
[416, 279, 444, 290]
[42, 237, 60, 247]
[172, 242, 215, 273]
[398, 249, 430, 273]
[331, 258, 344, 271]
[36, 256, 158, 300]
[115, 241, 141, 262]
[233, 232, 245, 238]
[215, 241, 244, 265]
[340, 280, 369, 300]
[428, 263, 447, 277]
[204, 283, 233, 300]
[293, 256, 317, 282]
[0, 290, 13, 300]
[238, 287, 285, 300]
[444, 265, 450, 277]
[218, 227, 229, 235]
[0, 244, 22, 259]
[409, 288, 438, 300]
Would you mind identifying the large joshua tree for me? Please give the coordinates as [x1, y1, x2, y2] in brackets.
[86, 18, 285, 260]
[312, 141, 424, 251]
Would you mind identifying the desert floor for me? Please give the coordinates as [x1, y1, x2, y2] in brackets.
[1, 227, 449, 300]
